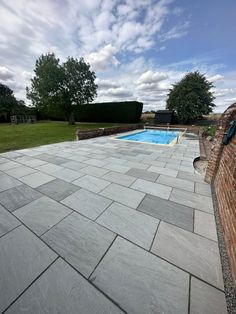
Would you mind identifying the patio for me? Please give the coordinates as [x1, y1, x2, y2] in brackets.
[0, 133, 227, 313]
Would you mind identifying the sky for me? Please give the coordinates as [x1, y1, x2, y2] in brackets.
[0, 0, 235, 112]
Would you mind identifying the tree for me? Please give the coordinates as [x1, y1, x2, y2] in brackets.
[166, 71, 215, 123]
[0, 83, 18, 121]
[26, 53, 97, 124]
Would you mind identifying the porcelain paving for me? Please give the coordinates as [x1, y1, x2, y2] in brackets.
[61, 189, 112, 220]
[156, 174, 195, 192]
[6, 258, 123, 314]
[195, 182, 212, 196]
[97, 202, 159, 249]
[91, 237, 189, 314]
[14, 196, 72, 236]
[190, 277, 227, 314]
[100, 183, 145, 208]
[50, 167, 84, 182]
[0, 205, 21, 237]
[0, 174, 22, 192]
[125, 167, 159, 182]
[80, 165, 109, 177]
[131, 178, 172, 200]
[138, 194, 194, 231]
[42, 212, 116, 277]
[0, 225, 57, 312]
[194, 210, 217, 241]
[36, 179, 79, 201]
[5, 166, 37, 178]
[102, 171, 136, 187]
[151, 221, 224, 289]
[148, 165, 178, 177]
[73, 175, 111, 193]
[19, 172, 55, 188]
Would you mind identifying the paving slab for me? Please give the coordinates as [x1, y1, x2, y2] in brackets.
[14, 196, 72, 236]
[91, 237, 189, 314]
[131, 178, 172, 200]
[36, 179, 79, 201]
[190, 277, 227, 314]
[194, 210, 217, 241]
[42, 212, 116, 277]
[50, 168, 84, 182]
[151, 221, 224, 290]
[177, 171, 205, 183]
[0, 161, 21, 171]
[195, 182, 212, 197]
[6, 258, 123, 314]
[80, 165, 109, 177]
[5, 166, 37, 178]
[100, 183, 145, 208]
[0, 205, 21, 237]
[0, 174, 22, 192]
[170, 188, 214, 213]
[104, 163, 131, 173]
[61, 189, 112, 220]
[102, 171, 136, 187]
[0, 184, 42, 212]
[19, 172, 55, 188]
[36, 163, 63, 174]
[73, 175, 111, 193]
[0, 225, 57, 312]
[125, 167, 159, 182]
[148, 165, 178, 177]
[36, 153, 68, 165]
[156, 174, 195, 192]
[61, 160, 87, 171]
[97, 202, 159, 249]
[138, 194, 194, 231]
[84, 158, 108, 167]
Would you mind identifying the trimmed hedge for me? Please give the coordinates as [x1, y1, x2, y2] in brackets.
[74, 101, 143, 123]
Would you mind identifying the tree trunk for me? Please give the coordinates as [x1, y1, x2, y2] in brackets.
[68, 112, 75, 125]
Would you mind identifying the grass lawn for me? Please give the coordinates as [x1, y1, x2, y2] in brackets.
[0, 121, 129, 153]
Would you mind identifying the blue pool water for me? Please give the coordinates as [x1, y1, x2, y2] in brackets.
[118, 129, 180, 144]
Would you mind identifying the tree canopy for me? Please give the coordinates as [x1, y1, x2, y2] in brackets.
[26, 53, 97, 124]
[166, 71, 215, 123]
[0, 83, 17, 121]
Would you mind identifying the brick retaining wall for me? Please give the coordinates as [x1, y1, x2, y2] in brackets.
[205, 103, 236, 287]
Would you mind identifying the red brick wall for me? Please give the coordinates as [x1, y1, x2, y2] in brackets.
[205, 103, 236, 286]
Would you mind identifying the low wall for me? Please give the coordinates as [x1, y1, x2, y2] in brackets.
[76, 124, 144, 140]
[205, 103, 236, 287]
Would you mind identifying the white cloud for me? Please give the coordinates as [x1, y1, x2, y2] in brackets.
[137, 70, 168, 84]
[208, 74, 224, 82]
[0, 66, 14, 80]
[85, 44, 119, 70]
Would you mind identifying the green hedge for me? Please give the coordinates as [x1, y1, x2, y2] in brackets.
[75, 101, 143, 123]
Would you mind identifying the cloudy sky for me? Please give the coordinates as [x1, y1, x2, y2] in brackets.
[0, 0, 235, 112]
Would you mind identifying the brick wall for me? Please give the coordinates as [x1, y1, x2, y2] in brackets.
[205, 103, 236, 286]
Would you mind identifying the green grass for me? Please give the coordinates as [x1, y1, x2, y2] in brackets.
[0, 121, 129, 153]
[202, 125, 217, 137]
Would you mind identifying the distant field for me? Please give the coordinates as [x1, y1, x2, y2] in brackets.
[0, 121, 128, 153]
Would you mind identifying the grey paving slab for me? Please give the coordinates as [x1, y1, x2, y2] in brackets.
[97, 202, 159, 249]
[73, 175, 111, 193]
[0, 225, 57, 312]
[194, 210, 217, 241]
[138, 194, 194, 232]
[14, 196, 72, 236]
[165, 163, 180, 170]
[124, 160, 149, 170]
[36, 179, 79, 201]
[100, 183, 145, 208]
[143, 160, 166, 167]
[0, 205, 21, 237]
[5, 166, 37, 178]
[190, 277, 227, 314]
[170, 188, 214, 213]
[104, 163, 131, 173]
[6, 258, 123, 314]
[177, 171, 205, 183]
[42, 212, 116, 277]
[0, 174, 22, 192]
[151, 221, 224, 289]
[80, 165, 109, 177]
[0, 184, 42, 212]
[50, 167, 84, 182]
[61, 160, 87, 171]
[179, 165, 195, 173]
[156, 174, 195, 192]
[20, 158, 47, 168]
[19, 172, 55, 188]
[195, 182, 212, 196]
[148, 165, 178, 177]
[131, 178, 172, 200]
[102, 171, 136, 187]
[36, 153, 68, 165]
[91, 237, 189, 314]
[36, 163, 63, 174]
[125, 167, 159, 182]
[61, 189, 112, 220]
[84, 158, 108, 167]
[0, 161, 21, 171]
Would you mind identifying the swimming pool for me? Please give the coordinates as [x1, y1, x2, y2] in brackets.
[117, 129, 181, 145]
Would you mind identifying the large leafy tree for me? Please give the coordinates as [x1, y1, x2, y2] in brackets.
[166, 71, 215, 123]
[0, 83, 18, 121]
[27, 53, 97, 124]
